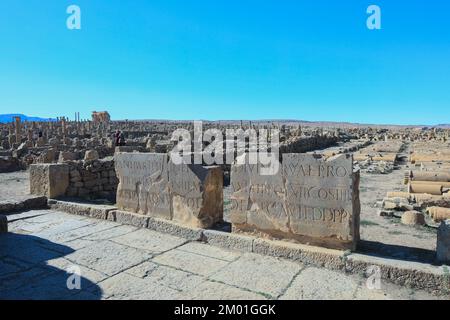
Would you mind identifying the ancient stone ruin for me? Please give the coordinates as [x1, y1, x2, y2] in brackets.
[30, 157, 118, 201]
[115, 153, 223, 228]
[229, 153, 360, 250]
[92, 111, 111, 123]
[1, 117, 449, 300]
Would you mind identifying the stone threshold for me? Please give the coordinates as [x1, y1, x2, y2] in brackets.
[47, 199, 449, 295]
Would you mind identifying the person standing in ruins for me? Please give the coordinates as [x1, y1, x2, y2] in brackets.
[119, 131, 126, 146]
[114, 129, 126, 146]
[114, 130, 121, 146]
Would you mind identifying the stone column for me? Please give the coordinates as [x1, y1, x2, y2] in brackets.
[28, 129, 33, 143]
[14, 116, 21, 143]
[61, 118, 67, 138]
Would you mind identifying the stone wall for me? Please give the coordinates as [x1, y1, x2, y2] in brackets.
[229, 153, 360, 250]
[66, 158, 118, 201]
[115, 153, 223, 228]
[30, 159, 118, 201]
[280, 136, 338, 154]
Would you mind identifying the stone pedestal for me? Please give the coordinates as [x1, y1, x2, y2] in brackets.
[30, 164, 69, 198]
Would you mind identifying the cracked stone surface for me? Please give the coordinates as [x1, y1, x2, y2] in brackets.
[111, 228, 187, 254]
[0, 209, 446, 300]
[280, 267, 359, 300]
[210, 253, 303, 298]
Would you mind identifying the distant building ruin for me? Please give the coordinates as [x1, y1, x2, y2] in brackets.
[92, 111, 111, 123]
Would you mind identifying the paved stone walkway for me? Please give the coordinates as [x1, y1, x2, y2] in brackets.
[0, 210, 443, 300]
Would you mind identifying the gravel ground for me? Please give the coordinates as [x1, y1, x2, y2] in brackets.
[0, 170, 30, 202]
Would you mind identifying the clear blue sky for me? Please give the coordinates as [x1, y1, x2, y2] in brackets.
[0, 0, 449, 124]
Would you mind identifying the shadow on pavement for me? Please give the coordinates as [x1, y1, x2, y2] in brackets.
[358, 240, 437, 264]
[0, 232, 102, 300]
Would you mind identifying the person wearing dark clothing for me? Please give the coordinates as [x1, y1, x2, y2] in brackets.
[114, 130, 121, 146]
[114, 130, 126, 146]
[119, 131, 126, 146]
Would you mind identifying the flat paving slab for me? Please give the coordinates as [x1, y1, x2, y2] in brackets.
[111, 229, 187, 254]
[0, 209, 447, 300]
[210, 253, 303, 299]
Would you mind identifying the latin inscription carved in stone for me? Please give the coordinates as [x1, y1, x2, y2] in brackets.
[230, 153, 360, 250]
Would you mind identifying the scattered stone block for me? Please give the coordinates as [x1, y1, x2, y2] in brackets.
[383, 197, 414, 211]
[84, 150, 99, 161]
[401, 211, 426, 226]
[428, 207, 450, 223]
[378, 210, 395, 217]
[58, 151, 79, 163]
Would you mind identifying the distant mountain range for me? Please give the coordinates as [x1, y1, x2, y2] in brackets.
[0, 114, 448, 128]
[0, 114, 57, 123]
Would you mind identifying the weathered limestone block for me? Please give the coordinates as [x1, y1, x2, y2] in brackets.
[84, 149, 99, 161]
[115, 153, 223, 228]
[230, 154, 288, 233]
[115, 153, 171, 219]
[401, 211, 426, 226]
[382, 197, 414, 211]
[230, 153, 360, 250]
[58, 151, 78, 163]
[427, 206, 450, 223]
[30, 164, 69, 198]
[436, 220, 450, 264]
[0, 214, 7, 233]
[169, 162, 223, 228]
